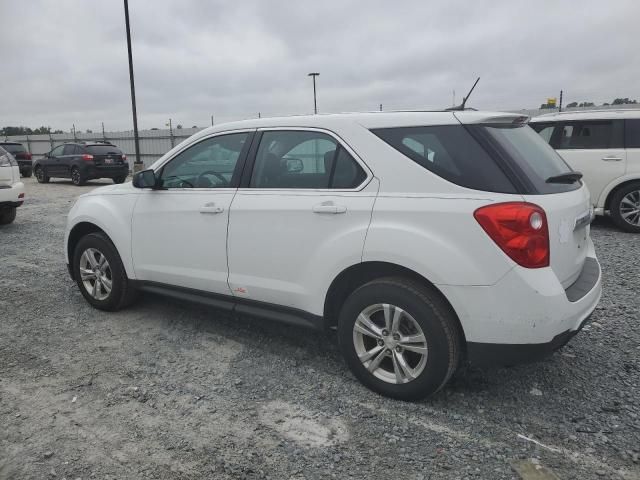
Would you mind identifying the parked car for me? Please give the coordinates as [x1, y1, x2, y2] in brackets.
[33, 142, 129, 186]
[0, 141, 33, 177]
[530, 110, 640, 232]
[65, 112, 601, 400]
[0, 145, 25, 225]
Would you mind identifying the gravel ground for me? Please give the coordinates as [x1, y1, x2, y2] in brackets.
[1, 177, 639, 480]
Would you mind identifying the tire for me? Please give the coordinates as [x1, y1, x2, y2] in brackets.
[0, 207, 17, 225]
[35, 166, 50, 183]
[21, 168, 32, 178]
[610, 182, 640, 233]
[71, 167, 85, 186]
[72, 232, 138, 311]
[113, 176, 126, 184]
[337, 277, 461, 401]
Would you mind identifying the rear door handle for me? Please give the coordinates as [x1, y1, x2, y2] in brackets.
[200, 202, 224, 214]
[313, 203, 347, 214]
[602, 156, 622, 161]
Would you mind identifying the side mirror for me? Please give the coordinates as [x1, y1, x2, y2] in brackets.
[44, 152, 50, 158]
[132, 169, 157, 189]
[285, 158, 303, 173]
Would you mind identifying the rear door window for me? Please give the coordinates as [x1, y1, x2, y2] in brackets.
[63, 144, 77, 155]
[557, 120, 623, 149]
[371, 125, 517, 193]
[625, 119, 640, 148]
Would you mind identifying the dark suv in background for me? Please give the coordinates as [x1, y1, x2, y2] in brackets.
[0, 142, 33, 177]
[33, 142, 129, 186]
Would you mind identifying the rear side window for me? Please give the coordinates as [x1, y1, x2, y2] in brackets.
[63, 144, 78, 155]
[557, 120, 623, 149]
[87, 145, 123, 155]
[371, 125, 517, 193]
[625, 119, 640, 148]
[530, 123, 555, 144]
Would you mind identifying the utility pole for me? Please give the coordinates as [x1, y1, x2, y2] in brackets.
[258, 112, 261, 118]
[308, 72, 320, 114]
[167, 118, 174, 147]
[379, 104, 383, 112]
[72, 124, 76, 140]
[211, 115, 214, 126]
[124, 0, 142, 170]
[453, 90, 456, 107]
[102, 122, 106, 142]
[558, 90, 563, 112]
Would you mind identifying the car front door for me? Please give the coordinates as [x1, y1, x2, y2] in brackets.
[46, 145, 66, 177]
[131, 131, 253, 293]
[553, 120, 626, 207]
[227, 128, 377, 316]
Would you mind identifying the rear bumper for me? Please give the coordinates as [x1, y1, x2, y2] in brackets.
[0, 181, 25, 206]
[80, 164, 129, 179]
[17, 160, 32, 169]
[439, 239, 602, 366]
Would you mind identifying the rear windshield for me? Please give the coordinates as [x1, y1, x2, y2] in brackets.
[0, 143, 26, 154]
[371, 125, 517, 193]
[86, 145, 122, 155]
[476, 124, 580, 194]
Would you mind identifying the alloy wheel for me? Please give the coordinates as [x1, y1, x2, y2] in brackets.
[71, 169, 81, 185]
[79, 248, 112, 301]
[620, 189, 640, 227]
[352, 303, 428, 384]
[36, 168, 44, 182]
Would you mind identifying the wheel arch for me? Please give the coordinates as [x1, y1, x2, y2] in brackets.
[602, 177, 640, 212]
[323, 261, 467, 346]
[66, 222, 109, 278]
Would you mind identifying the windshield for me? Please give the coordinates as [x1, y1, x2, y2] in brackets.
[477, 124, 580, 194]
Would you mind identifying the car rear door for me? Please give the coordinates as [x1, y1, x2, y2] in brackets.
[227, 128, 377, 315]
[131, 131, 253, 294]
[553, 120, 626, 208]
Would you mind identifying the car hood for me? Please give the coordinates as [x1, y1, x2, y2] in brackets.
[82, 182, 136, 197]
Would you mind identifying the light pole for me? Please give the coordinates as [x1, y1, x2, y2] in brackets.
[124, 0, 141, 170]
[308, 72, 319, 114]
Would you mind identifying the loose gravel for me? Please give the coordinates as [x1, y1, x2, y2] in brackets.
[1, 177, 639, 479]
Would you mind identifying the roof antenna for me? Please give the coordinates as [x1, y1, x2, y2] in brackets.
[446, 77, 480, 111]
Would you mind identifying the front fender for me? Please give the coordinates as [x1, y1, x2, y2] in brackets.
[65, 193, 138, 278]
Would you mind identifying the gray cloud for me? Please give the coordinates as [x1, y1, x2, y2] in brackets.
[2, 0, 638, 131]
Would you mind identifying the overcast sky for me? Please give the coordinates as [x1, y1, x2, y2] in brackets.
[1, 0, 638, 132]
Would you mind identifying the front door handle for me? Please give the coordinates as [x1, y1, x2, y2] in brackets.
[602, 156, 623, 161]
[200, 202, 224, 214]
[313, 203, 347, 214]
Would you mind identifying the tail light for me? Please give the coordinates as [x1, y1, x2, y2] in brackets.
[26, 152, 32, 160]
[474, 202, 549, 268]
[121, 154, 127, 161]
[81, 154, 94, 162]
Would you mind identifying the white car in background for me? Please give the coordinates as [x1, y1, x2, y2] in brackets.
[0, 145, 25, 225]
[530, 110, 640, 232]
[65, 111, 601, 400]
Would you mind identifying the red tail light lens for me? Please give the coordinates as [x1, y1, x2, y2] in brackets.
[26, 152, 32, 160]
[474, 202, 549, 268]
[121, 154, 127, 161]
[81, 154, 94, 161]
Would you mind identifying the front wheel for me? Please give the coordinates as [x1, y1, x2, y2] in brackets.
[35, 166, 50, 183]
[610, 182, 640, 233]
[71, 167, 85, 186]
[73, 232, 138, 311]
[0, 207, 17, 225]
[338, 277, 461, 401]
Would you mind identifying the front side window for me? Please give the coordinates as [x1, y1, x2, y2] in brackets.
[50, 145, 65, 157]
[557, 120, 622, 149]
[625, 119, 640, 148]
[250, 130, 366, 189]
[159, 132, 249, 188]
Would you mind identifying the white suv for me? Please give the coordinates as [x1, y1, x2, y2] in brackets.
[65, 111, 602, 400]
[530, 109, 640, 232]
[0, 145, 25, 225]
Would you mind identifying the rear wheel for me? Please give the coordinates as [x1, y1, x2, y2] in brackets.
[610, 182, 640, 233]
[73, 232, 138, 311]
[71, 167, 85, 186]
[337, 277, 461, 401]
[0, 207, 17, 225]
[113, 176, 126, 184]
[35, 166, 50, 183]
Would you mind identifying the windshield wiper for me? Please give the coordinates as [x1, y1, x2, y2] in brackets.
[546, 171, 583, 184]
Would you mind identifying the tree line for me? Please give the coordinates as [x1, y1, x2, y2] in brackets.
[541, 97, 638, 109]
[1, 126, 64, 136]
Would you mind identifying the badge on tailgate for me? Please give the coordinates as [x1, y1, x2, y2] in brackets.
[574, 207, 594, 231]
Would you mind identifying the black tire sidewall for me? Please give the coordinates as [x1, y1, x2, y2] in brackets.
[35, 167, 49, 183]
[0, 207, 17, 225]
[73, 233, 128, 311]
[337, 279, 457, 401]
[611, 183, 640, 233]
